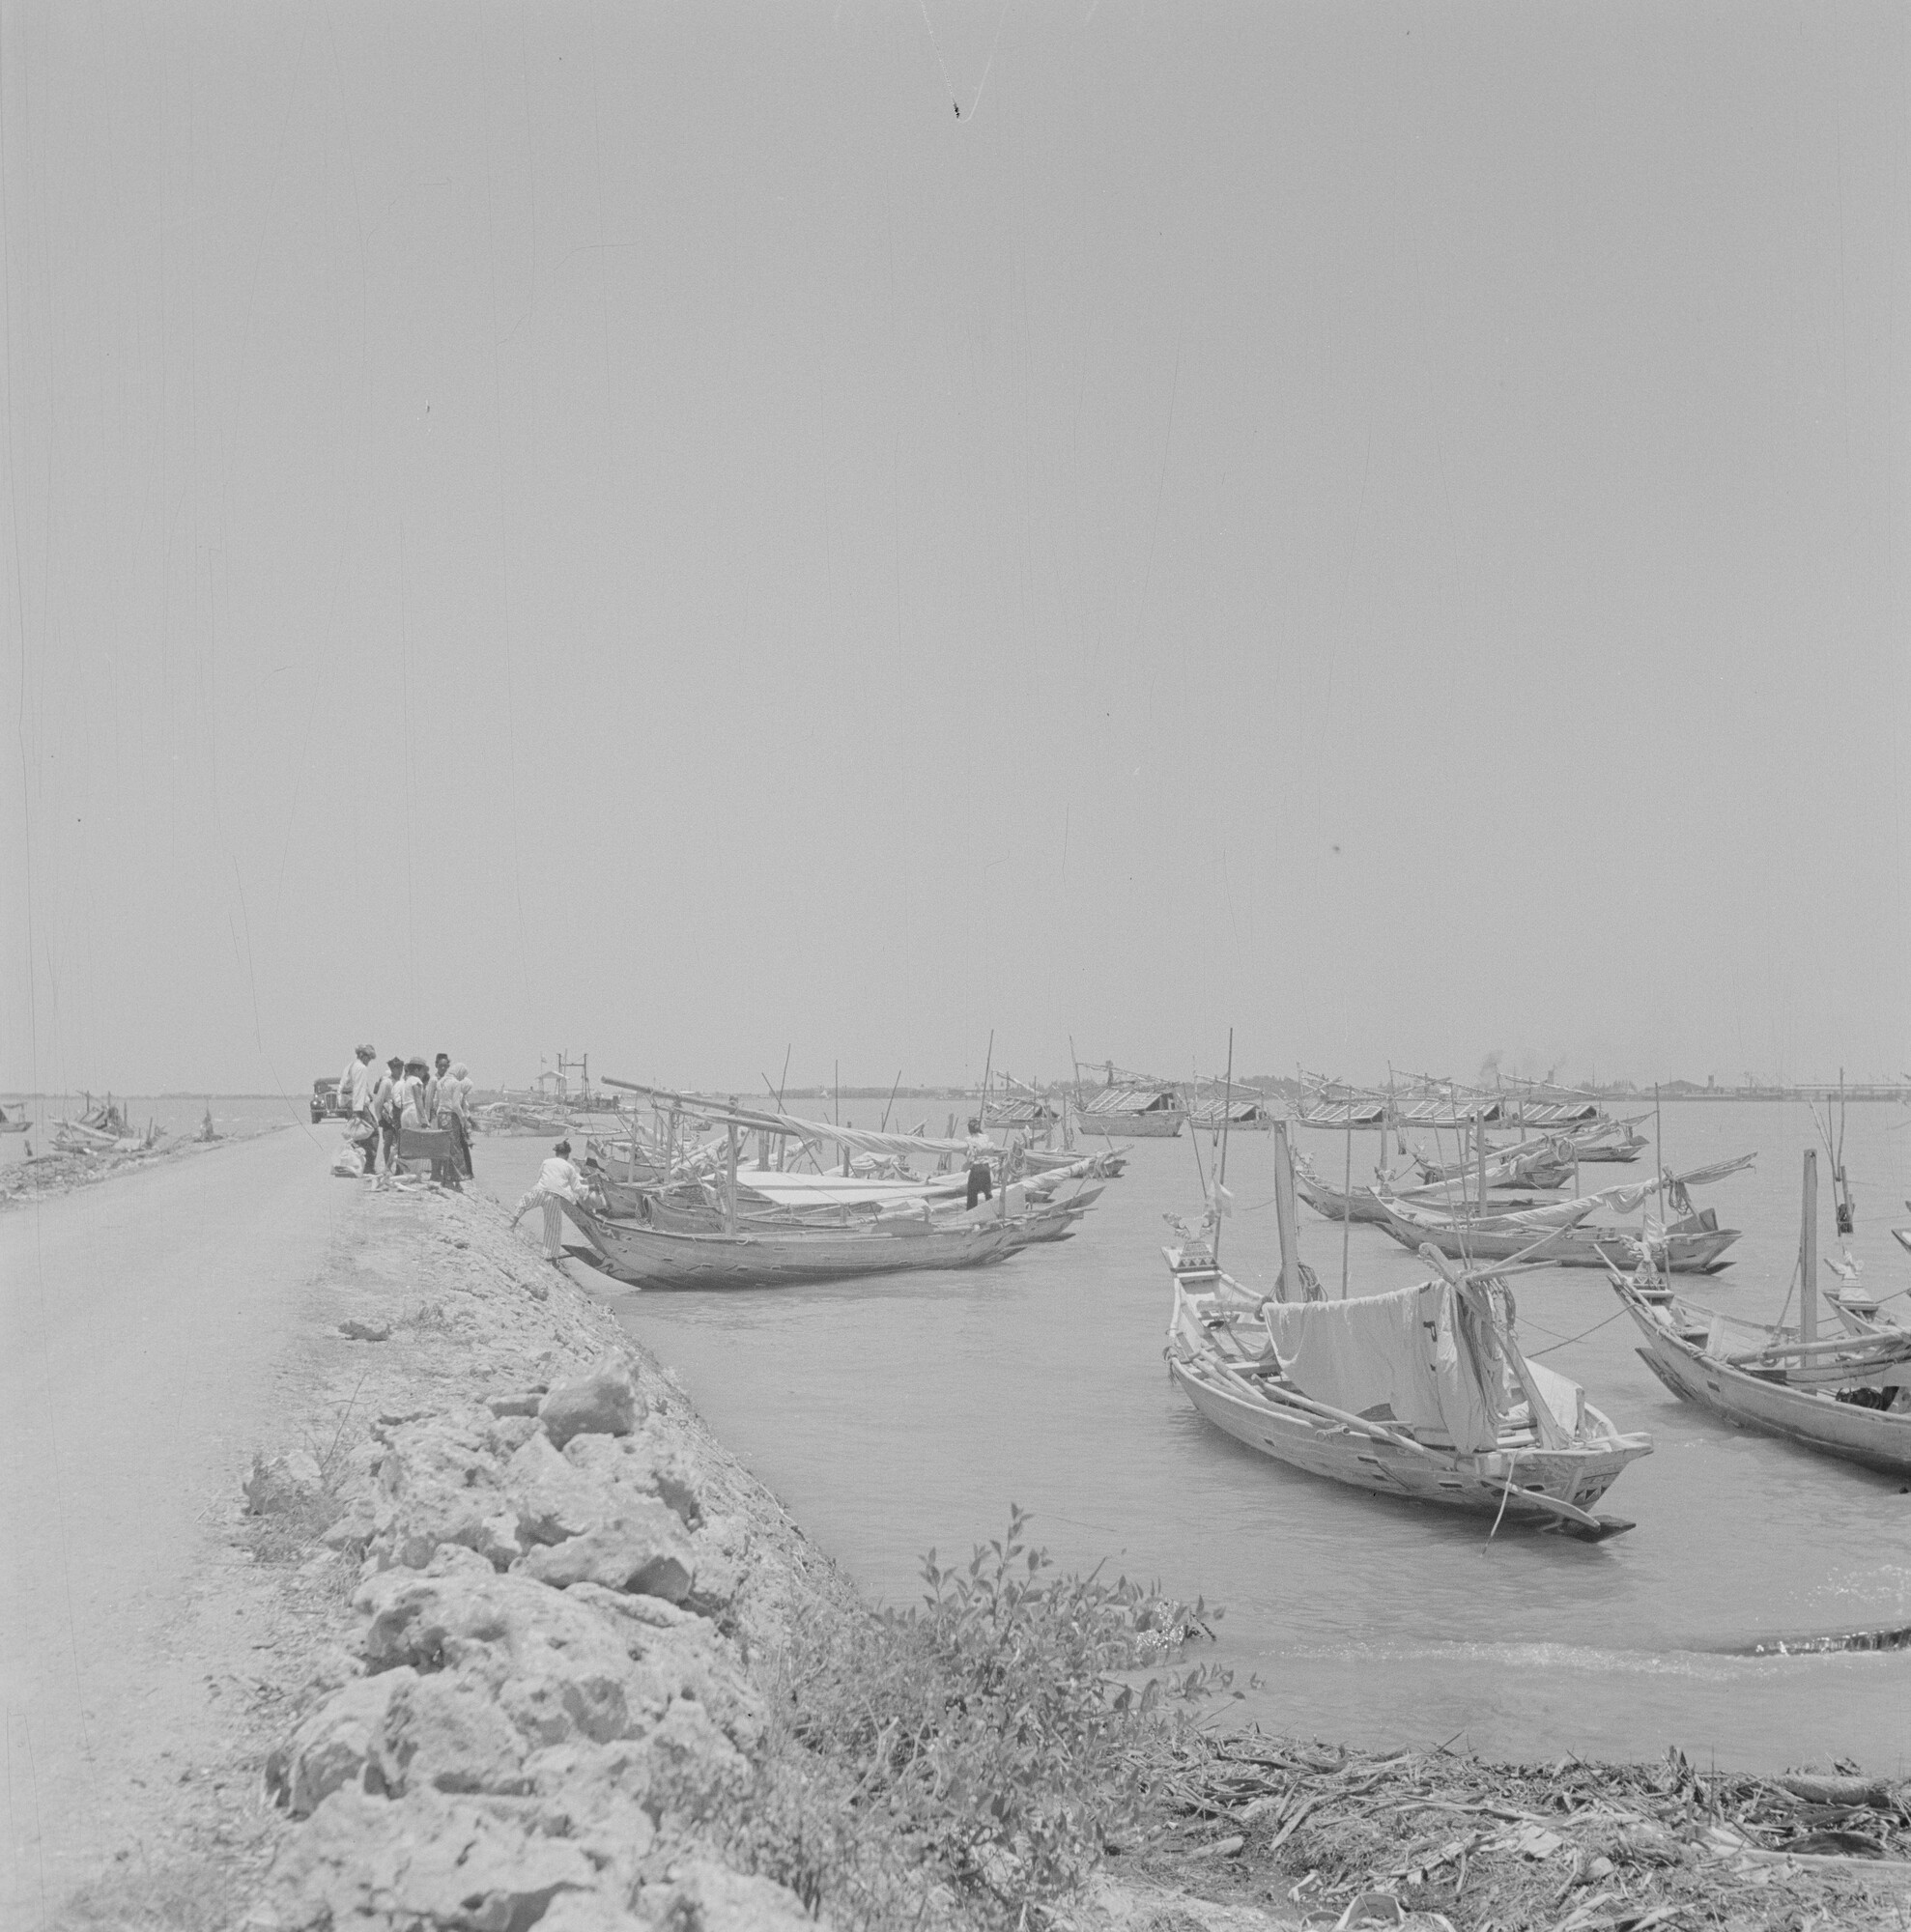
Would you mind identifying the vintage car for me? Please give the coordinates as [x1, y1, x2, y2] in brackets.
[311, 1076, 346, 1123]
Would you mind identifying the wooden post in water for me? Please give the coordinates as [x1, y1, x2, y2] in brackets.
[1271, 1119, 1303, 1303]
[1799, 1149, 1817, 1345]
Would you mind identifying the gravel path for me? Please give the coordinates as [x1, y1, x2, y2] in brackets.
[1, 1126, 347, 1924]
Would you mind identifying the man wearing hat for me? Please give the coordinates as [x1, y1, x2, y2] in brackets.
[339, 1045, 382, 1172]
[340, 1044, 379, 1118]
[373, 1056, 406, 1174]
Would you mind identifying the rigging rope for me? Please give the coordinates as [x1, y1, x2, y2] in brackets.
[1525, 1309, 1624, 1357]
[916, 0, 1013, 121]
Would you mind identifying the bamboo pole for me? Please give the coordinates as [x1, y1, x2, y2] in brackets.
[1271, 1119, 1303, 1302]
[1340, 1104, 1353, 1299]
[1800, 1149, 1818, 1345]
[1214, 1030, 1234, 1268]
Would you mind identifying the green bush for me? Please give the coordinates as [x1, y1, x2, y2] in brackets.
[731, 1506, 1236, 1928]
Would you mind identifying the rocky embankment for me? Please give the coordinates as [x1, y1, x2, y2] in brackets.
[234, 1179, 851, 1932]
[164, 1173, 1908, 1932]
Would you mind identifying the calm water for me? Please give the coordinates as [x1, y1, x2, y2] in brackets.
[71, 1094, 1908, 1773]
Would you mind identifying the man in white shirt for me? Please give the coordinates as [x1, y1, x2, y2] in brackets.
[341, 1045, 381, 1171]
[341, 1044, 380, 1116]
[511, 1140, 588, 1261]
[964, 1118, 998, 1210]
[374, 1056, 405, 1173]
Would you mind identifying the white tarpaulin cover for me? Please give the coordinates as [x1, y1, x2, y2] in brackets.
[1262, 1280, 1501, 1452]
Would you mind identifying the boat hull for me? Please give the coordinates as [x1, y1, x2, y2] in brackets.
[1295, 1176, 1393, 1224]
[1166, 1356, 1643, 1526]
[564, 1201, 1024, 1290]
[1076, 1109, 1186, 1138]
[1380, 1213, 1738, 1272]
[1615, 1289, 1911, 1476]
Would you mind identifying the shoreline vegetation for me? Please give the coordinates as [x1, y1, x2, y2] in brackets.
[50, 1168, 1911, 1931]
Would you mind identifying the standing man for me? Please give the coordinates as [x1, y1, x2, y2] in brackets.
[341, 1044, 380, 1117]
[374, 1056, 405, 1174]
[435, 1062, 475, 1180]
[964, 1117, 998, 1210]
[426, 1054, 451, 1122]
[342, 1045, 381, 1172]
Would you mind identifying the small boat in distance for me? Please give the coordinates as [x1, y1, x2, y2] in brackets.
[1610, 1152, 1911, 1476]
[1073, 1065, 1187, 1139]
[1163, 1121, 1650, 1539]
[0, 1101, 28, 1134]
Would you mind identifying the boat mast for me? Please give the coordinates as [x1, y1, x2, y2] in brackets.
[1340, 1082, 1353, 1299]
[1271, 1117, 1303, 1302]
[1799, 1149, 1817, 1345]
[1213, 1029, 1234, 1267]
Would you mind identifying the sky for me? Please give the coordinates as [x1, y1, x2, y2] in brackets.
[2, 0, 1905, 1099]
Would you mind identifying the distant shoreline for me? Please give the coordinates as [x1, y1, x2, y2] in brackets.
[3, 1085, 1904, 1105]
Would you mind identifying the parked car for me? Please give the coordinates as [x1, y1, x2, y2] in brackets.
[311, 1077, 345, 1123]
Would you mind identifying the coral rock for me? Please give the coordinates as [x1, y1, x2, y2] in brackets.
[273, 1668, 415, 1817]
[267, 1784, 597, 1931]
[365, 1409, 519, 1572]
[373, 1668, 532, 1798]
[637, 1857, 819, 1931]
[539, 1354, 642, 1449]
[506, 1433, 611, 1548]
[516, 1500, 695, 1604]
[244, 1449, 325, 1516]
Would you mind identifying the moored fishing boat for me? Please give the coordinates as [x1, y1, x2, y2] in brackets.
[1609, 1153, 1911, 1476]
[1374, 1194, 1597, 1264]
[562, 1198, 1026, 1289]
[1073, 1065, 1187, 1138]
[1291, 1149, 1394, 1224]
[1164, 1122, 1650, 1538]
[1380, 1156, 1753, 1273]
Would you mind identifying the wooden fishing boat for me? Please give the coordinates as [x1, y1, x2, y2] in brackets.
[1610, 1152, 1911, 1475]
[563, 1198, 1028, 1289]
[1411, 1137, 1578, 1191]
[0, 1102, 28, 1134]
[1164, 1122, 1649, 1539]
[1074, 1078, 1187, 1138]
[1377, 1199, 1740, 1273]
[1568, 1118, 1650, 1163]
[1292, 1150, 1394, 1224]
[1570, 1213, 1740, 1274]
[1375, 1196, 1595, 1264]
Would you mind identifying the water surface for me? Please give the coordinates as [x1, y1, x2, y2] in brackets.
[467, 1100, 1911, 1769]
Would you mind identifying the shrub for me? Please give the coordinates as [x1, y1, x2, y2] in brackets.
[729, 1506, 1236, 1929]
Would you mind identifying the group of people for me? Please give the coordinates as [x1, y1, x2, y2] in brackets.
[338, 1045, 476, 1184]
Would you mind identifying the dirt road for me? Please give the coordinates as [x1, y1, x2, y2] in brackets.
[0, 1125, 344, 1926]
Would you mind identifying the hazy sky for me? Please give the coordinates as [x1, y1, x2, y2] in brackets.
[3, 1, 1904, 1098]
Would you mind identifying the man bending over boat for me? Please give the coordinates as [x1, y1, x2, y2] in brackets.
[511, 1139, 589, 1263]
[964, 1118, 998, 1209]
